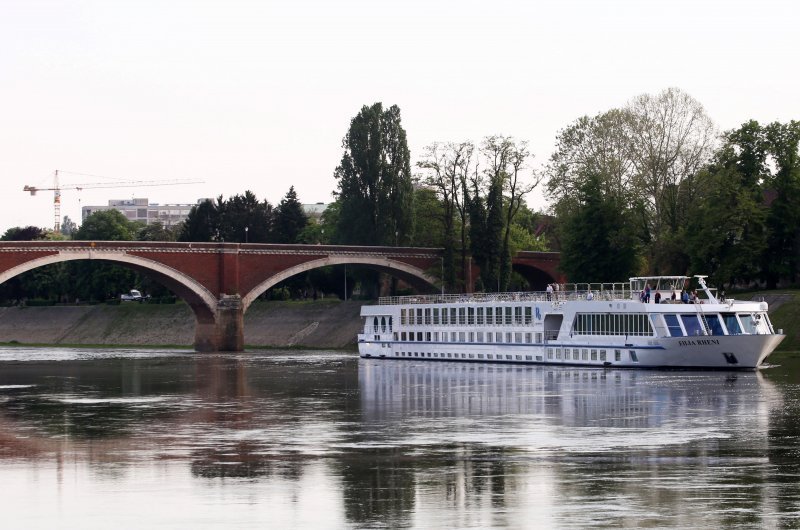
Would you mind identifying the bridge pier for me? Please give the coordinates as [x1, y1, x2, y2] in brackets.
[194, 295, 245, 352]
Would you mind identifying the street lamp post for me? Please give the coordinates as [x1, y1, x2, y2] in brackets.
[245, 226, 248, 243]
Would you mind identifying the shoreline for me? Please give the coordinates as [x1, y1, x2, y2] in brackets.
[0, 299, 364, 350]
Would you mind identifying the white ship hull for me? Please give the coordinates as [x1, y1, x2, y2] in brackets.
[357, 277, 786, 370]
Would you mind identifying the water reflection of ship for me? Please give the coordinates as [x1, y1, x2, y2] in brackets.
[359, 359, 778, 430]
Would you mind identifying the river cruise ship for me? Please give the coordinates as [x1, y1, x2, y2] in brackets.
[358, 276, 785, 369]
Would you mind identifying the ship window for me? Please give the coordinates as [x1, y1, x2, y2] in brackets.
[441, 308, 448, 325]
[477, 353, 484, 359]
[706, 315, 725, 336]
[582, 349, 588, 360]
[515, 332, 522, 343]
[459, 332, 466, 342]
[547, 348, 553, 359]
[505, 307, 513, 325]
[433, 332, 439, 341]
[433, 308, 439, 325]
[426, 332, 431, 341]
[477, 307, 484, 325]
[721, 313, 741, 334]
[506, 355, 512, 360]
[373, 317, 379, 332]
[487, 354, 493, 359]
[468, 332, 474, 342]
[535, 333, 542, 343]
[505, 332, 512, 343]
[525, 333, 532, 343]
[381, 317, 386, 332]
[599, 350, 607, 361]
[486, 307, 493, 325]
[393, 332, 398, 341]
[417, 332, 423, 341]
[740, 314, 757, 334]
[496, 332, 503, 342]
[447, 353, 452, 358]
[630, 350, 638, 362]
[536, 355, 543, 361]
[468, 307, 475, 325]
[615, 349, 621, 361]
[486, 333, 493, 343]
[664, 314, 683, 336]
[424, 309, 431, 325]
[401, 309, 407, 325]
[516, 355, 522, 360]
[427, 352, 432, 357]
[461, 353, 467, 359]
[556, 348, 562, 359]
[416, 309, 423, 325]
[591, 349, 598, 361]
[496, 307, 504, 325]
[515, 306, 523, 324]
[525, 306, 532, 324]
[564, 350, 570, 360]
[458, 308, 466, 325]
[526, 355, 532, 361]
[680, 315, 704, 336]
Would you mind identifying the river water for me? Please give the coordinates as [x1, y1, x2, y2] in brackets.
[1, 348, 799, 529]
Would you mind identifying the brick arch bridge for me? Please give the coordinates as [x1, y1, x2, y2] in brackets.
[0, 241, 561, 352]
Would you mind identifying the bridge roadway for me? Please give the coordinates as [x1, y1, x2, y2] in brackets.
[0, 241, 561, 352]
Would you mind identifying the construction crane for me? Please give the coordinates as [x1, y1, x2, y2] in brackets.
[24, 170, 204, 231]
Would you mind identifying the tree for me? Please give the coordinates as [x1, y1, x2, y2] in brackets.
[334, 103, 414, 246]
[546, 88, 716, 275]
[138, 221, 177, 241]
[417, 141, 474, 291]
[75, 210, 137, 241]
[1, 226, 48, 241]
[60, 216, 78, 238]
[218, 191, 273, 243]
[178, 199, 219, 242]
[272, 186, 308, 244]
[626, 88, 717, 271]
[557, 172, 640, 282]
[763, 120, 800, 287]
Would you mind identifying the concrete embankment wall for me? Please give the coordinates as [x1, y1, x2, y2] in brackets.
[0, 300, 364, 349]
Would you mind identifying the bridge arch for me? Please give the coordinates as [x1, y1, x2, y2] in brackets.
[241, 255, 440, 312]
[0, 250, 219, 323]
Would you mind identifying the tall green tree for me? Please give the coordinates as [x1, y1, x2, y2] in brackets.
[178, 199, 219, 242]
[763, 120, 800, 287]
[272, 186, 308, 244]
[334, 103, 414, 246]
[557, 172, 640, 282]
[219, 191, 273, 243]
[685, 121, 768, 288]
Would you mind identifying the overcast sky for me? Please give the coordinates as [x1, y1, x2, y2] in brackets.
[1, 0, 798, 233]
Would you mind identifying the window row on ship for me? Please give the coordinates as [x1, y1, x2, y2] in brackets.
[400, 306, 533, 326]
[379, 346, 638, 363]
[374, 310, 762, 338]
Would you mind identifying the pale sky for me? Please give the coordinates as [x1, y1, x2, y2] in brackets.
[1, 0, 798, 233]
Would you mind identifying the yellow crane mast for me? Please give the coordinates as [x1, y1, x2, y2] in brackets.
[24, 170, 203, 231]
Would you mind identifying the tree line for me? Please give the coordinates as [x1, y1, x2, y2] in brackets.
[2, 88, 798, 304]
[547, 87, 799, 290]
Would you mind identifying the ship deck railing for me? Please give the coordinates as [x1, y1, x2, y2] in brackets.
[378, 283, 636, 306]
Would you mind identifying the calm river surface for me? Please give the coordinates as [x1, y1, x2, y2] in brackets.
[1, 348, 800, 529]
